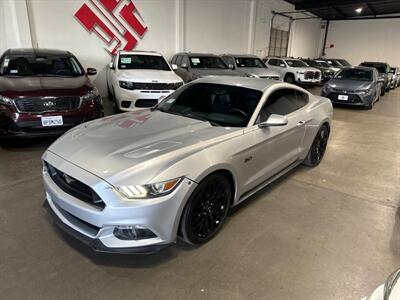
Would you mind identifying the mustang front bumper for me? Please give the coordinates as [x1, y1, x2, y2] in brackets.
[42, 151, 197, 254]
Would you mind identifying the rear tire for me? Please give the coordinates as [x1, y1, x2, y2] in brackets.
[180, 174, 231, 245]
[380, 87, 386, 96]
[303, 125, 330, 167]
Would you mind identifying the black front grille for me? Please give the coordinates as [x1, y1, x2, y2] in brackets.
[132, 82, 175, 90]
[135, 99, 158, 107]
[46, 163, 105, 210]
[304, 71, 321, 79]
[328, 93, 362, 104]
[15, 96, 81, 113]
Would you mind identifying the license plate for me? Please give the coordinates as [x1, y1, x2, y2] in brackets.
[338, 95, 349, 101]
[41, 116, 63, 127]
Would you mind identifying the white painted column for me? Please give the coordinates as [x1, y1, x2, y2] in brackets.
[247, 0, 257, 54]
[175, 0, 185, 53]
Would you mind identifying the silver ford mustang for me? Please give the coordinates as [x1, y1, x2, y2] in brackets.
[42, 77, 333, 254]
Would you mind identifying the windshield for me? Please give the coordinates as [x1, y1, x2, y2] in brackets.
[360, 63, 387, 73]
[157, 83, 262, 127]
[189, 56, 228, 69]
[235, 57, 266, 68]
[316, 61, 331, 68]
[337, 59, 351, 66]
[303, 60, 318, 68]
[335, 69, 372, 81]
[325, 60, 341, 67]
[0, 54, 84, 76]
[286, 60, 307, 68]
[118, 54, 171, 71]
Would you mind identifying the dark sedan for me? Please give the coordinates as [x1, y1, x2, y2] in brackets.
[321, 66, 381, 109]
[0, 48, 102, 138]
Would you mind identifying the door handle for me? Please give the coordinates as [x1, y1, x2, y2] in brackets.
[297, 120, 306, 126]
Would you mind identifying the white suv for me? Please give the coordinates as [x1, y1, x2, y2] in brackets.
[107, 51, 184, 112]
[265, 57, 321, 85]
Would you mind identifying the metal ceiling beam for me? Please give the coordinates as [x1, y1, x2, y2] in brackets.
[366, 2, 378, 15]
[333, 6, 347, 18]
[295, 0, 379, 10]
[331, 14, 400, 21]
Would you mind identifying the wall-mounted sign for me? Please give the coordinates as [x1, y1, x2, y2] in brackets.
[75, 0, 148, 55]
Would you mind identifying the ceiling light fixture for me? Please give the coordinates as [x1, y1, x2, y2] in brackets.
[355, 7, 363, 13]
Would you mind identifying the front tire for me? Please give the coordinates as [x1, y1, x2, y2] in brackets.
[284, 73, 296, 84]
[303, 125, 330, 167]
[180, 174, 231, 245]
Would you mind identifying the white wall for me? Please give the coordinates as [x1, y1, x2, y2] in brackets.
[325, 18, 400, 67]
[0, 0, 322, 95]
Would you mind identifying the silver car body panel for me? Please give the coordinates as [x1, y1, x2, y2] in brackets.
[43, 77, 333, 250]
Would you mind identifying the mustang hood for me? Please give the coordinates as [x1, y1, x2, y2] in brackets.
[47, 110, 241, 184]
[328, 79, 372, 91]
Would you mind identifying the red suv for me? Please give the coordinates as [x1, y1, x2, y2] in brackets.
[0, 48, 102, 138]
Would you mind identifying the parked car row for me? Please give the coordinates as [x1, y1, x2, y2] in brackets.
[1, 47, 399, 140]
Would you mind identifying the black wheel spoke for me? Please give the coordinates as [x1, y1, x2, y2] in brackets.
[188, 177, 230, 240]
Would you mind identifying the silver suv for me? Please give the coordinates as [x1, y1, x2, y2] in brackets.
[171, 52, 239, 83]
[265, 57, 321, 85]
[221, 54, 281, 80]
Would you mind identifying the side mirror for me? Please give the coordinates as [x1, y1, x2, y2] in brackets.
[258, 114, 288, 128]
[228, 64, 234, 70]
[109, 62, 115, 70]
[87, 68, 97, 75]
[171, 64, 178, 70]
[181, 63, 188, 70]
[280, 64, 286, 68]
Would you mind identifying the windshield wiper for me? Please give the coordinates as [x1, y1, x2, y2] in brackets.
[182, 113, 221, 127]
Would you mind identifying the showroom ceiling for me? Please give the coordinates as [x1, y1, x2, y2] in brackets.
[284, 0, 400, 20]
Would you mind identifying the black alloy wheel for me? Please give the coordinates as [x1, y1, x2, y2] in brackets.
[303, 125, 329, 167]
[285, 74, 295, 84]
[180, 174, 231, 245]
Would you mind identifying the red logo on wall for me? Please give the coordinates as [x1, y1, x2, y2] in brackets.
[75, 0, 148, 54]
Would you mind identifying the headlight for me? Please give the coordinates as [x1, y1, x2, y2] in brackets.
[355, 89, 370, 94]
[81, 87, 100, 103]
[116, 177, 182, 199]
[173, 82, 184, 90]
[245, 73, 257, 78]
[384, 269, 400, 299]
[119, 80, 134, 90]
[296, 71, 305, 74]
[0, 95, 12, 105]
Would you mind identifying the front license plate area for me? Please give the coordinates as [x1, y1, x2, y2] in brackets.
[41, 116, 63, 127]
[338, 95, 349, 101]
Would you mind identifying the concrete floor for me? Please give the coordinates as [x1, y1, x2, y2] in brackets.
[0, 88, 399, 300]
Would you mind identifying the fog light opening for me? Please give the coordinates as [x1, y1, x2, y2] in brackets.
[113, 226, 157, 241]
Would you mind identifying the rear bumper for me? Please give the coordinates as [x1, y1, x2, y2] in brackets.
[43, 199, 171, 254]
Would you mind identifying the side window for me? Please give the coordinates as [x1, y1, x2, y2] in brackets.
[222, 56, 234, 67]
[171, 55, 177, 64]
[268, 59, 276, 66]
[176, 55, 183, 67]
[277, 59, 286, 67]
[256, 89, 308, 123]
[181, 55, 189, 67]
